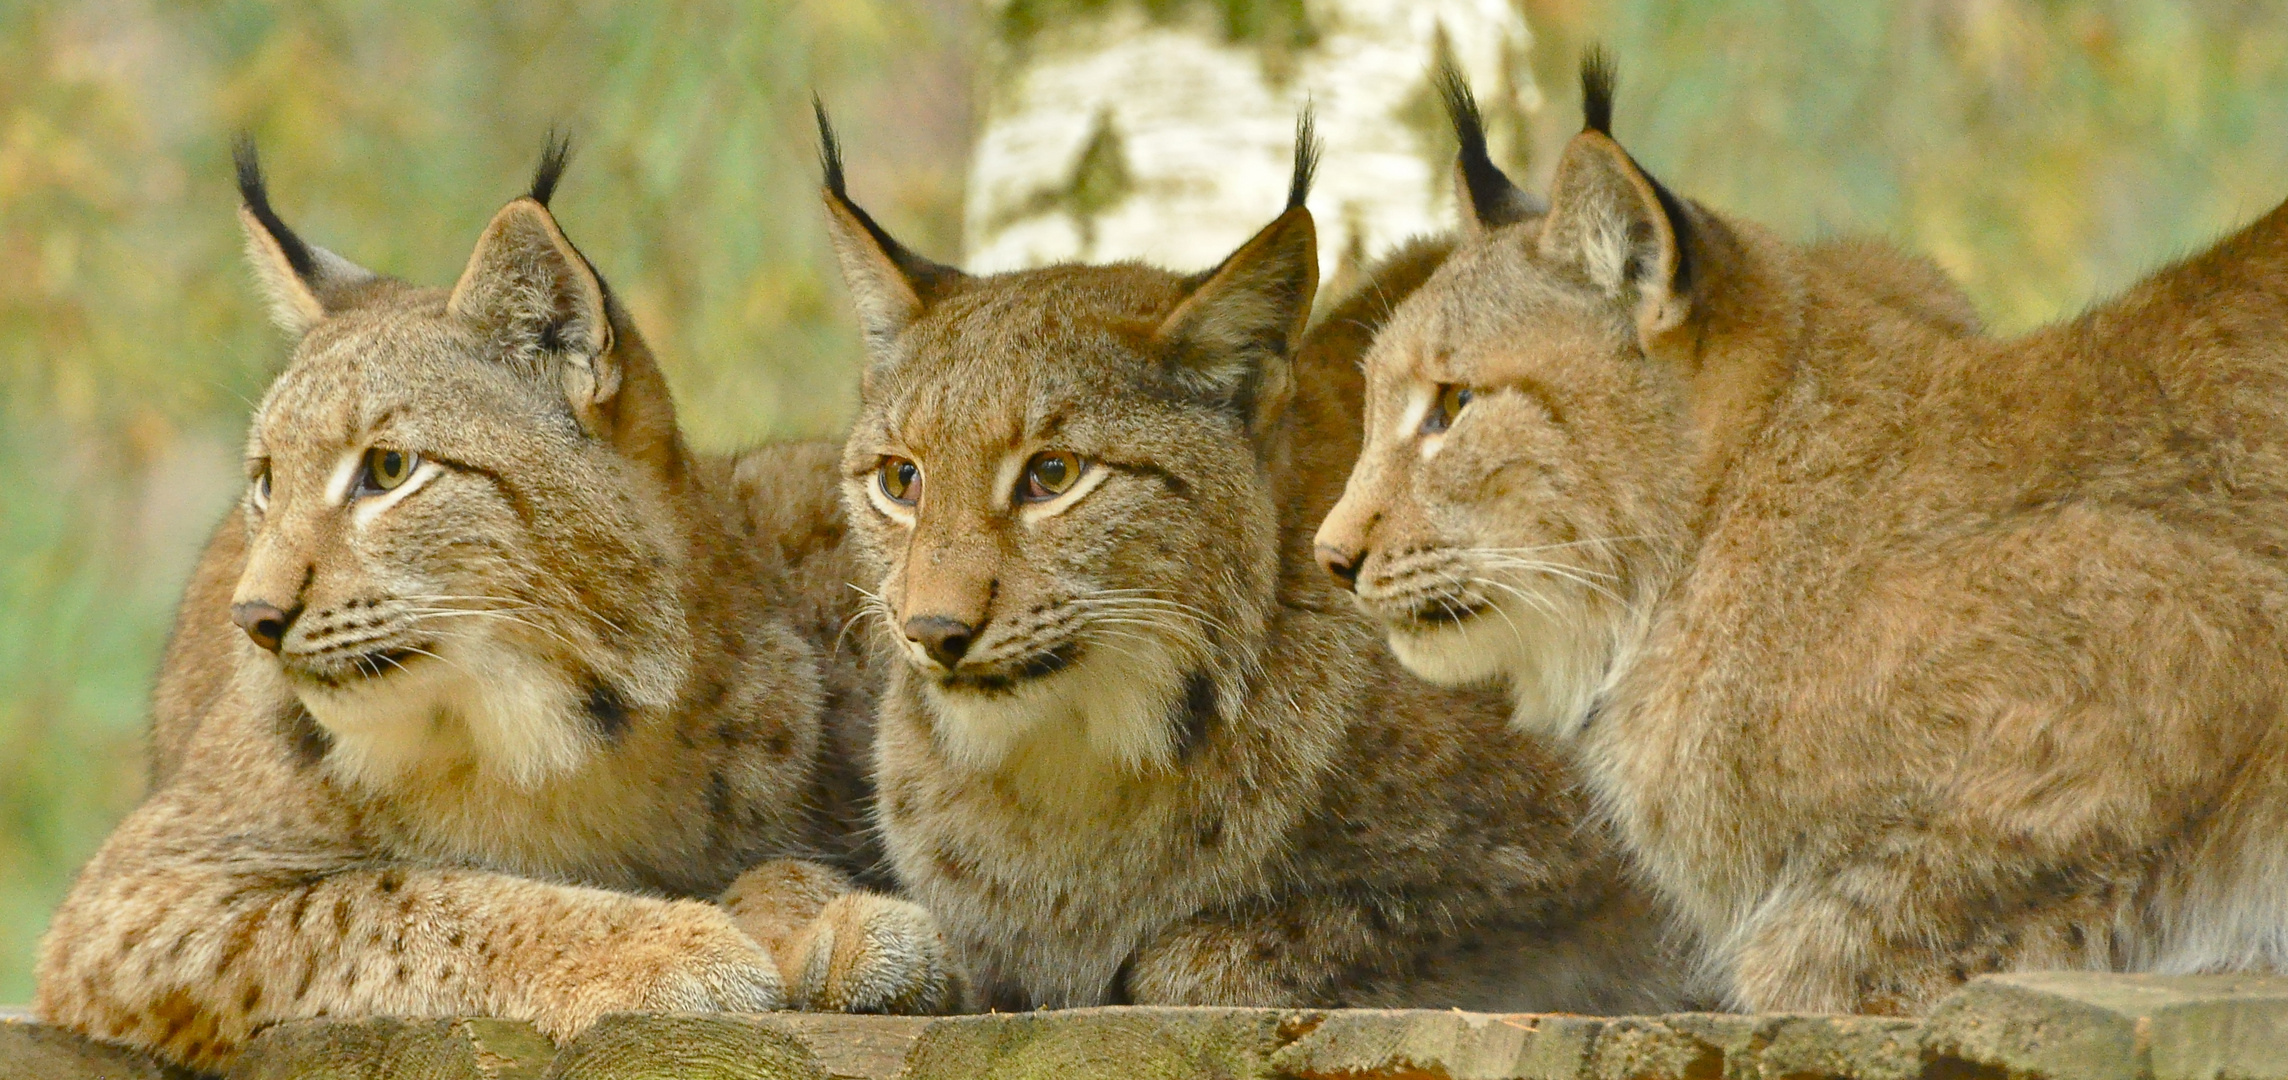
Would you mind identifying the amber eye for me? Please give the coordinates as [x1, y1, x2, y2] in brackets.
[1020, 451, 1085, 503]
[360, 448, 419, 494]
[879, 457, 921, 505]
[1422, 384, 1475, 435]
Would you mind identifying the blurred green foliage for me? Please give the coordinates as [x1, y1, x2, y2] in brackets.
[6, 0, 2288, 1004]
[996, 0, 1315, 51]
[1529, 0, 2288, 331]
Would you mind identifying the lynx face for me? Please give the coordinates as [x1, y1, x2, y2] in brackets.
[1316, 71, 1701, 735]
[821, 110, 1315, 776]
[1316, 241, 1695, 733]
[840, 272, 1285, 773]
[228, 150, 693, 790]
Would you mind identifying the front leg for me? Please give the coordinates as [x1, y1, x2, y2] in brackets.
[1121, 896, 1378, 1006]
[1728, 831, 2123, 1014]
[36, 795, 781, 1072]
[720, 859, 968, 1014]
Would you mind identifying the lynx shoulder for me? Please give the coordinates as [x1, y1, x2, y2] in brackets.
[1320, 54, 2288, 1012]
[35, 143, 942, 1072]
[811, 106, 1691, 1012]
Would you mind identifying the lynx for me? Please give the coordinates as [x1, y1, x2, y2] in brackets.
[1318, 55, 2288, 1013]
[35, 142, 950, 1072]
[811, 106, 1690, 1012]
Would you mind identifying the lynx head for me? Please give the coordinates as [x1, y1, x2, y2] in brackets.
[1315, 53, 1706, 736]
[229, 138, 695, 789]
[820, 103, 1320, 774]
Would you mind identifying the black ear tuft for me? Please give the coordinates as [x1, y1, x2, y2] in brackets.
[1437, 61, 1541, 228]
[233, 135, 315, 278]
[813, 95, 960, 294]
[1287, 105, 1321, 211]
[1581, 46, 1617, 136]
[529, 130, 571, 206]
[1438, 63, 1504, 213]
[1436, 60, 1487, 157]
[815, 94, 850, 202]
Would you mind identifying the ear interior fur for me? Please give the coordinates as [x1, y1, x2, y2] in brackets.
[1153, 206, 1319, 427]
[1535, 50, 1694, 340]
[1152, 113, 1322, 429]
[448, 198, 619, 409]
[822, 197, 928, 356]
[234, 140, 377, 337]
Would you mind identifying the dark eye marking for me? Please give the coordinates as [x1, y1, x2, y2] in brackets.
[419, 456, 536, 527]
[1100, 461, 1192, 498]
[1509, 377, 1567, 427]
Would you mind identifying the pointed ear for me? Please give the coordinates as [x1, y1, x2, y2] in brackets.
[447, 184, 619, 417]
[1154, 207, 1319, 428]
[814, 100, 964, 369]
[445, 137, 680, 471]
[1155, 116, 1321, 430]
[234, 139, 376, 337]
[1536, 49, 1693, 340]
[1437, 64, 1544, 232]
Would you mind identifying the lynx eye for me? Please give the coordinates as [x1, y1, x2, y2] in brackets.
[878, 457, 921, 505]
[1020, 451, 1086, 502]
[358, 448, 420, 495]
[1422, 384, 1475, 435]
[251, 466, 272, 511]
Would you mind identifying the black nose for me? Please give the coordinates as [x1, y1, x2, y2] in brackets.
[1316, 545, 1362, 590]
[903, 615, 977, 669]
[231, 601, 299, 653]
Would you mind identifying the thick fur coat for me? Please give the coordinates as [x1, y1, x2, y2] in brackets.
[816, 111, 1691, 1013]
[1320, 58, 2288, 1012]
[36, 147, 938, 1072]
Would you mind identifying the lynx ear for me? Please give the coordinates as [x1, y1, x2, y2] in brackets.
[1154, 113, 1321, 430]
[448, 136, 621, 416]
[815, 100, 964, 368]
[234, 138, 377, 337]
[1436, 64, 1544, 231]
[1536, 49, 1694, 341]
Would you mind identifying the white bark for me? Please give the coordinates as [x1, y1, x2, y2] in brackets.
[963, 0, 1537, 293]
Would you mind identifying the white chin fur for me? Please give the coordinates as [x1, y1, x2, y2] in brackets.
[1386, 621, 1511, 686]
[1383, 585, 1614, 742]
[299, 636, 594, 791]
[920, 635, 1189, 775]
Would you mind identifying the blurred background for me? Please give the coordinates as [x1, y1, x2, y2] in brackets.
[5, 0, 2288, 1001]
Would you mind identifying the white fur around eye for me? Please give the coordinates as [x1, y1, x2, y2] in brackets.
[1402, 385, 1444, 461]
[865, 470, 917, 528]
[350, 459, 442, 528]
[1017, 460, 1111, 523]
[324, 447, 365, 505]
[991, 449, 1026, 508]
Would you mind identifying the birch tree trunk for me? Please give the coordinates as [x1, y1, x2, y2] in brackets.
[962, 0, 1539, 296]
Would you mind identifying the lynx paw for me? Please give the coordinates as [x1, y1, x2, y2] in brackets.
[1124, 921, 1292, 1005]
[532, 899, 784, 1038]
[783, 892, 965, 1014]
